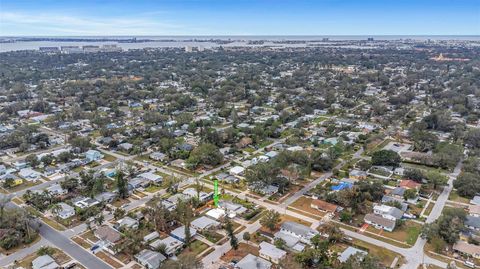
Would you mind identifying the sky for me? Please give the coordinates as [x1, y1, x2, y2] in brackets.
[0, 0, 479, 36]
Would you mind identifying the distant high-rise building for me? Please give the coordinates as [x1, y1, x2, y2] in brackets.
[197, 46, 205, 52]
[367, 37, 374, 41]
[185, 46, 193, 52]
[322, 38, 329, 42]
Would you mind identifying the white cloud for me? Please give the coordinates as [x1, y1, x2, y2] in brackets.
[0, 11, 189, 36]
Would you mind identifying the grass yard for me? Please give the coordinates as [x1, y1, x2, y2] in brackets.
[289, 196, 327, 218]
[352, 239, 402, 267]
[183, 240, 209, 256]
[103, 153, 117, 162]
[201, 230, 224, 244]
[280, 214, 312, 227]
[96, 251, 124, 268]
[72, 236, 92, 249]
[144, 185, 163, 193]
[366, 221, 421, 245]
[449, 190, 470, 204]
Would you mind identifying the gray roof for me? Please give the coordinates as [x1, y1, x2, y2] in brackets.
[338, 246, 368, 263]
[191, 216, 219, 229]
[235, 254, 272, 269]
[381, 195, 409, 211]
[32, 255, 59, 269]
[391, 187, 405, 197]
[466, 216, 480, 229]
[471, 196, 480, 205]
[364, 214, 396, 230]
[135, 249, 166, 269]
[259, 242, 286, 260]
[388, 207, 404, 219]
[280, 221, 318, 238]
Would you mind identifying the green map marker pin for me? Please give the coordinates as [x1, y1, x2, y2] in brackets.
[214, 178, 219, 207]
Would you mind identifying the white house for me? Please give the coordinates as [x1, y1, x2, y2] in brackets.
[259, 242, 286, 264]
[191, 216, 219, 231]
[229, 166, 245, 176]
[55, 203, 75, 219]
[85, 150, 103, 162]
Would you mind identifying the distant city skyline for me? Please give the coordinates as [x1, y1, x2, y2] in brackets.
[1, 0, 479, 36]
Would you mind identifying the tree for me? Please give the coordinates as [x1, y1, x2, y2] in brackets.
[40, 154, 55, 166]
[356, 159, 371, 171]
[274, 238, 286, 249]
[340, 211, 352, 223]
[242, 232, 250, 245]
[411, 130, 438, 152]
[113, 208, 125, 220]
[453, 172, 480, 198]
[371, 150, 401, 167]
[260, 210, 281, 232]
[25, 154, 39, 168]
[0, 194, 12, 223]
[421, 208, 466, 245]
[464, 128, 480, 149]
[425, 170, 448, 190]
[116, 171, 128, 199]
[225, 219, 238, 250]
[339, 254, 383, 269]
[403, 189, 417, 200]
[186, 143, 223, 169]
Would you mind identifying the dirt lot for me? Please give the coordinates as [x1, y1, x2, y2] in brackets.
[220, 243, 259, 263]
[290, 196, 327, 218]
[96, 251, 124, 268]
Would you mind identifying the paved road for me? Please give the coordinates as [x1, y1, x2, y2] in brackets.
[38, 220, 112, 269]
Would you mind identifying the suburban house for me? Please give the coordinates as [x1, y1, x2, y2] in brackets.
[338, 246, 367, 263]
[469, 205, 480, 217]
[46, 184, 67, 196]
[364, 213, 396, 232]
[349, 169, 367, 180]
[116, 216, 139, 230]
[138, 171, 163, 184]
[278, 221, 319, 244]
[399, 179, 421, 190]
[150, 236, 183, 256]
[259, 242, 287, 264]
[218, 200, 247, 217]
[235, 254, 272, 269]
[470, 196, 480, 205]
[311, 199, 338, 213]
[95, 225, 122, 254]
[229, 166, 245, 176]
[85, 149, 103, 162]
[135, 249, 166, 269]
[118, 143, 134, 151]
[373, 204, 404, 221]
[143, 231, 160, 243]
[149, 152, 167, 162]
[206, 208, 226, 220]
[32, 255, 60, 269]
[465, 216, 480, 231]
[55, 202, 75, 219]
[19, 168, 41, 181]
[190, 216, 220, 231]
[182, 188, 213, 202]
[453, 241, 480, 259]
[170, 226, 197, 242]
